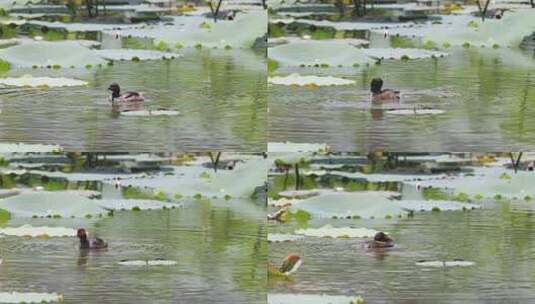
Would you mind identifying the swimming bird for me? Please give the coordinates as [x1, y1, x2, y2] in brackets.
[279, 254, 302, 275]
[77, 228, 108, 250]
[367, 232, 394, 249]
[370, 78, 400, 102]
[108, 83, 144, 104]
[267, 208, 288, 222]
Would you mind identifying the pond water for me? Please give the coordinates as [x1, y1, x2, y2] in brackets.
[0, 192, 267, 303]
[269, 190, 535, 303]
[268, 31, 535, 151]
[0, 46, 267, 151]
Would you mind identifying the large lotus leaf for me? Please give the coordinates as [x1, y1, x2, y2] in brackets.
[384, 10, 535, 48]
[115, 10, 267, 49]
[0, 191, 105, 218]
[292, 191, 405, 219]
[0, 41, 106, 68]
[268, 40, 375, 67]
[409, 166, 535, 199]
[122, 157, 269, 198]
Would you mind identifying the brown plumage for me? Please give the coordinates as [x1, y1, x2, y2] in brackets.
[370, 78, 400, 102]
[77, 229, 108, 250]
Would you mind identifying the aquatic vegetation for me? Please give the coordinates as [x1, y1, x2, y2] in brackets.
[0, 208, 9, 222]
[122, 187, 166, 201]
[267, 58, 279, 73]
[98, 199, 178, 211]
[362, 48, 447, 60]
[121, 157, 269, 199]
[0, 58, 9, 73]
[119, 11, 266, 49]
[384, 11, 535, 48]
[0, 192, 105, 218]
[0, 224, 75, 237]
[0, 292, 64, 303]
[269, 40, 374, 67]
[95, 49, 178, 62]
[268, 74, 355, 87]
[411, 167, 535, 200]
[0, 76, 87, 87]
[467, 20, 479, 28]
[292, 191, 405, 219]
[278, 190, 320, 199]
[0, 41, 106, 68]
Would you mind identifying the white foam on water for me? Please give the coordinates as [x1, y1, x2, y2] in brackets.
[387, 109, 445, 115]
[268, 74, 355, 86]
[416, 260, 475, 267]
[294, 225, 380, 238]
[120, 110, 180, 117]
[118, 259, 177, 266]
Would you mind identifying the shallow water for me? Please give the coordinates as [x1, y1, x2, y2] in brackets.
[0, 48, 267, 151]
[0, 197, 267, 303]
[268, 33, 535, 151]
[269, 196, 535, 303]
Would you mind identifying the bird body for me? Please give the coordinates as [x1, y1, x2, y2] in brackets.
[77, 229, 108, 250]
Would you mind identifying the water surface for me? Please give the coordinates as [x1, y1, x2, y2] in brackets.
[268, 33, 535, 151]
[0, 48, 267, 151]
[0, 196, 267, 303]
[269, 190, 535, 303]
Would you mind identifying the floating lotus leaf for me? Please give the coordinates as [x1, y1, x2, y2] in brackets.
[0, 75, 87, 87]
[95, 49, 179, 61]
[268, 142, 329, 153]
[115, 11, 266, 49]
[294, 225, 380, 238]
[0, 224, 75, 237]
[0, 292, 64, 303]
[0, 143, 62, 153]
[268, 293, 364, 304]
[383, 10, 535, 48]
[95, 199, 180, 211]
[292, 191, 404, 219]
[0, 41, 106, 68]
[268, 40, 375, 67]
[395, 200, 480, 212]
[362, 48, 447, 60]
[268, 233, 304, 242]
[0, 192, 105, 218]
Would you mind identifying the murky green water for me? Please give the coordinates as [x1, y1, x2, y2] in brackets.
[269, 185, 535, 303]
[0, 193, 267, 303]
[0, 47, 267, 151]
[268, 31, 535, 151]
